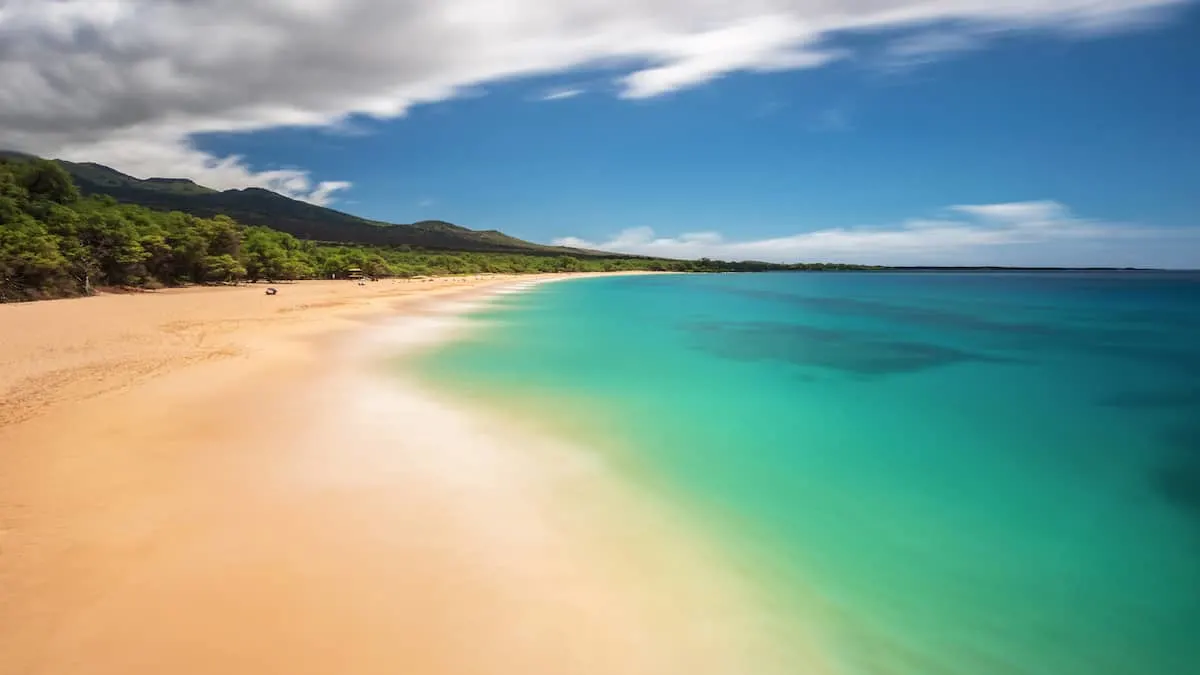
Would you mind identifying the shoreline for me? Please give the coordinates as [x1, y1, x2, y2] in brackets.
[0, 271, 820, 674]
[0, 274, 585, 428]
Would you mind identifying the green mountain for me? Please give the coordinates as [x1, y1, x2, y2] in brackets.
[0, 150, 589, 255]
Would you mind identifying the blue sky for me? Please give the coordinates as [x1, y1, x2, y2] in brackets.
[4, 1, 1199, 266]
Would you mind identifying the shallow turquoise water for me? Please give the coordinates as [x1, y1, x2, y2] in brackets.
[413, 272, 1200, 675]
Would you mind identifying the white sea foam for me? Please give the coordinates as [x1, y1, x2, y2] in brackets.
[302, 284, 819, 675]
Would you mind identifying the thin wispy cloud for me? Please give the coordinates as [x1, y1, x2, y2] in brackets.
[0, 0, 1188, 198]
[554, 201, 1200, 268]
[883, 29, 986, 68]
[322, 118, 377, 138]
[302, 181, 353, 207]
[541, 88, 585, 101]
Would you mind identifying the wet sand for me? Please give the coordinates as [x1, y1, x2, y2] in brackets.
[0, 275, 823, 675]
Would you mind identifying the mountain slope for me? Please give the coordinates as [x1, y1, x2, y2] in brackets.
[1, 151, 593, 255]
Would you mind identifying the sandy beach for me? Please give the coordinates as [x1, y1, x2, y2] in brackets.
[0, 275, 818, 675]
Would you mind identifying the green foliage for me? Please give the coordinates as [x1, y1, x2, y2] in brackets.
[0, 157, 880, 303]
[19, 159, 80, 204]
[202, 254, 247, 283]
[1, 158, 272, 300]
[40, 156, 580, 254]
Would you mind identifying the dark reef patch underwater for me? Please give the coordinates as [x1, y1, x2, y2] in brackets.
[1156, 423, 1200, 517]
[683, 320, 1010, 375]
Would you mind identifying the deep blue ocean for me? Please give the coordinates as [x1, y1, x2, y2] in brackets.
[413, 272, 1200, 675]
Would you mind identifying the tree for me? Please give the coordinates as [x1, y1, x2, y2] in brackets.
[0, 217, 73, 300]
[139, 232, 174, 283]
[19, 159, 79, 204]
[76, 211, 150, 285]
[243, 226, 289, 280]
[3, 156, 805, 303]
[279, 257, 314, 280]
[555, 255, 582, 272]
[202, 254, 246, 283]
[203, 215, 242, 258]
[363, 254, 391, 278]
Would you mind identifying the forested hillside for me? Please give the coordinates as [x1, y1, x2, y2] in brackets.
[0, 151, 592, 255]
[0, 158, 732, 302]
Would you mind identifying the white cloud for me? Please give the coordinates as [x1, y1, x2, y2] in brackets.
[48, 129, 353, 205]
[616, 16, 846, 98]
[305, 181, 354, 207]
[0, 0, 1188, 200]
[883, 28, 985, 67]
[553, 201, 1200, 268]
[541, 88, 585, 100]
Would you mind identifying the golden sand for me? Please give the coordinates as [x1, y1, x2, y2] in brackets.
[0, 275, 827, 675]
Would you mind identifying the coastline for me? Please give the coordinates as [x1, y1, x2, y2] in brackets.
[0, 272, 822, 674]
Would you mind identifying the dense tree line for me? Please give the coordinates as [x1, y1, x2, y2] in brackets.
[0, 159, 875, 302]
[2, 159, 268, 301]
